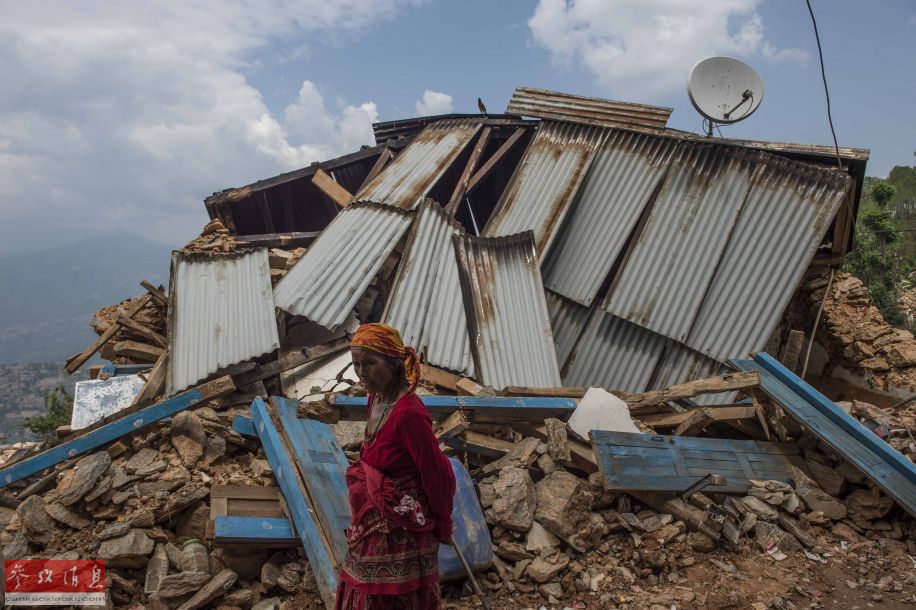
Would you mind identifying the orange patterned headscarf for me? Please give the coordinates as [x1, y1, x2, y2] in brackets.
[351, 323, 420, 393]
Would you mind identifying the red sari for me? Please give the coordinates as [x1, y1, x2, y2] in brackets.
[335, 392, 457, 610]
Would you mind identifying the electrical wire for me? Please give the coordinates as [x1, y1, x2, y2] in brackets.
[805, 0, 843, 171]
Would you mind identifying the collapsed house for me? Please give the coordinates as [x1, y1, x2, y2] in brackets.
[0, 87, 914, 610]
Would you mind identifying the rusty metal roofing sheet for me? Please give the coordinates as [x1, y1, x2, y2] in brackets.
[382, 200, 474, 376]
[604, 144, 762, 342]
[354, 119, 483, 209]
[685, 158, 850, 361]
[273, 203, 413, 330]
[507, 86, 672, 133]
[562, 311, 666, 393]
[545, 289, 591, 368]
[542, 130, 678, 306]
[167, 249, 280, 395]
[483, 122, 607, 258]
[454, 231, 561, 390]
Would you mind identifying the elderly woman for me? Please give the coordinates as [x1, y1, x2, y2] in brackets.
[335, 323, 457, 610]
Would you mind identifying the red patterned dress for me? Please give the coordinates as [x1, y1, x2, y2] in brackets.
[335, 393, 457, 610]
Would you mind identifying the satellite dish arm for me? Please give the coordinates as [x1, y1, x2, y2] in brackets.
[723, 90, 753, 120]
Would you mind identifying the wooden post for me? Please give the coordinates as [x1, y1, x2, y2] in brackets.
[312, 169, 354, 208]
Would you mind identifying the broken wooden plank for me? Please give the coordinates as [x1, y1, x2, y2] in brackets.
[113, 340, 164, 363]
[131, 353, 168, 407]
[312, 169, 353, 208]
[435, 410, 469, 441]
[625, 371, 760, 412]
[0, 376, 234, 488]
[233, 337, 350, 387]
[357, 148, 393, 193]
[448, 431, 514, 460]
[421, 364, 462, 393]
[141, 280, 168, 307]
[732, 353, 916, 517]
[446, 126, 492, 214]
[456, 378, 496, 396]
[235, 231, 319, 249]
[330, 395, 576, 422]
[781, 330, 805, 373]
[641, 406, 757, 430]
[589, 429, 805, 495]
[116, 313, 167, 348]
[673, 410, 715, 436]
[232, 415, 257, 439]
[466, 127, 527, 195]
[250, 397, 338, 609]
[501, 386, 590, 398]
[65, 293, 154, 373]
[211, 516, 297, 547]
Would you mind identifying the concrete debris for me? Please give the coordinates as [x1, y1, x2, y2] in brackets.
[489, 467, 537, 532]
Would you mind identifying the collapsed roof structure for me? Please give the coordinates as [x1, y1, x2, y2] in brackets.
[206, 86, 869, 395]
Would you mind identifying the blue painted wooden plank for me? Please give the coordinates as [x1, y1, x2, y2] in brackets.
[731, 353, 916, 517]
[232, 415, 257, 439]
[250, 398, 338, 609]
[331, 394, 576, 420]
[213, 516, 297, 545]
[0, 379, 231, 488]
[273, 397, 351, 566]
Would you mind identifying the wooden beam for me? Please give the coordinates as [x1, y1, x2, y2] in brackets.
[233, 337, 349, 387]
[640, 406, 757, 429]
[434, 410, 469, 441]
[113, 340, 164, 363]
[235, 232, 319, 249]
[456, 431, 515, 459]
[131, 353, 168, 408]
[312, 169, 353, 208]
[421, 364, 462, 393]
[501, 386, 589, 398]
[141, 280, 168, 307]
[456, 378, 496, 396]
[465, 128, 526, 195]
[357, 149, 393, 193]
[65, 293, 153, 373]
[0, 376, 234, 488]
[446, 127, 492, 214]
[116, 313, 167, 348]
[781, 330, 805, 374]
[331, 395, 576, 423]
[625, 371, 760, 412]
[673, 409, 715, 436]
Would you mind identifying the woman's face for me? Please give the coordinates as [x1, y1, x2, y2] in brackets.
[351, 347, 397, 395]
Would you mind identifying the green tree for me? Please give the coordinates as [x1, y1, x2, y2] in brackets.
[23, 384, 73, 441]
[872, 180, 896, 208]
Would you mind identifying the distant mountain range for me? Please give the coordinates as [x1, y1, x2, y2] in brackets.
[0, 231, 174, 364]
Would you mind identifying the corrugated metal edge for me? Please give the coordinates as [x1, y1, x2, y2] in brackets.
[604, 143, 763, 341]
[167, 248, 280, 395]
[545, 289, 591, 369]
[562, 311, 666, 393]
[685, 157, 851, 361]
[483, 121, 608, 259]
[542, 130, 678, 306]
[454, 231, 561, 390]
[382, 200, 474, 376]
[273, 202, 413, 330]
[354, 118, 483, 209]
[508, 86, 672, 133]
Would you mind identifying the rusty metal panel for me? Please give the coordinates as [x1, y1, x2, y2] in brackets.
[454, 232, 561, 390]
[354, 119, 483, 209]
[686, 158, 850, 361]
[167, 249, 280, 395]
[563, 311, 666, 393]
[604, 144, 762, 342]
[483, 122, 607, 258]
[382, 200, 474, 376]
[274, 203, 412, 330]
[508, 86, 672, 133]
[545, 289, 590, 369]
[543, 130, 677, 306]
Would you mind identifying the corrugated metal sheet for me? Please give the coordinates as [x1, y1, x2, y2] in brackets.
[542, 130, 677, 306]
[274, 203, 413, 330]
[685, 157, 850, 361]
[507, 86, 672, 133]
[382, 200, 474, 376]
[483, 122, 607, 258]
[454, 231, 561, 390]
[168, 249, 280, 394]
[545, 289, 590, 368]
[563, 311, 666, 393]
[354, 119, 483, 209]
[604, 144, 761, 342]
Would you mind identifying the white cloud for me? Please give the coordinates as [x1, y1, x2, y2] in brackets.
[414, 90, 454, 115]
[528, 0, 807, 100]
[0, 1, 416, 253]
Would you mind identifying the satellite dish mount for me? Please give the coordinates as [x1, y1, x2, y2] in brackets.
[687, 56, 764, 137]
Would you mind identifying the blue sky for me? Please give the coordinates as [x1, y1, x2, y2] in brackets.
[1, 1, 914, 254]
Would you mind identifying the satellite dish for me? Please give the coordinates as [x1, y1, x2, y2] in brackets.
[688, 56, 764, 134]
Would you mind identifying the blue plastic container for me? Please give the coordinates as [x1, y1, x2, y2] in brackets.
[438, 458, 493, 581]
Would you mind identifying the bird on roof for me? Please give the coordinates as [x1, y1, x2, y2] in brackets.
[477, 97, 487, 114]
